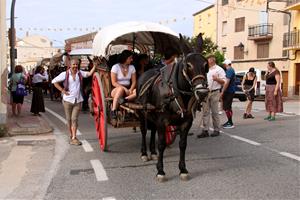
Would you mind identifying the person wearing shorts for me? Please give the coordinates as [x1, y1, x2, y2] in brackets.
[242, 67, 257, 119]
[221, 59, 236, 129]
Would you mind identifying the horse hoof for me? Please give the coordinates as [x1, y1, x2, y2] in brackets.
[156, 175, 167, 182]
[150, 154, 158, 160]
[141, 155, 148, 162]
[180, 173, 190, 181]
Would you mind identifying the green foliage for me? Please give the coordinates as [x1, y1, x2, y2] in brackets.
[0, 124, 7, 137]
[183, 34, 225, 66]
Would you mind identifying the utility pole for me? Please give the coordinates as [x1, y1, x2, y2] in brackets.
[9, 0, 16, 74]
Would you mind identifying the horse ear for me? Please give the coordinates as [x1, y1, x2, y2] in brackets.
[179, 33, 192, 56]
[195, 33, 204, 53]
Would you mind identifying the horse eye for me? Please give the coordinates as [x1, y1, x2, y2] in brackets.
[187, 62, 193, 70]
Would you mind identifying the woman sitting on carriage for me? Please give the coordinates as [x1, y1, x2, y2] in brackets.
[110, 50, 137, 119]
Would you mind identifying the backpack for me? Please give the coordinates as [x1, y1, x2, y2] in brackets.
[15, 79, 28, 96]
[63, 69, 83, 94]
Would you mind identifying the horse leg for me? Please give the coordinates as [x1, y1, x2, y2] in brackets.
[149, 127, 158, 160]
[156, 127, 167, 182]
[178, 123, 191, 181]
[140, 118, 148, 162]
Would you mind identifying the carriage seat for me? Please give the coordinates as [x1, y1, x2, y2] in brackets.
[123, 102, 155, 110]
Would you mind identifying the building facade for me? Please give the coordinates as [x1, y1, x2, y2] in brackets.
[283, 0, 300, 96]
[216, 0, 290, 96]
[193, 5, 217, 43]
[65, 32, 97, 52]
[0, 0, 7, 125]
[16, 34, 58, 72]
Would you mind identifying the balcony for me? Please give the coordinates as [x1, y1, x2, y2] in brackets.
[283, 30, 300, 50]
[248, 24, 273, 41]
[286, 0, 300, 10]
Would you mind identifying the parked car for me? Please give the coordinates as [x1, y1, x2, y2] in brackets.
[234, 69, 266, 101]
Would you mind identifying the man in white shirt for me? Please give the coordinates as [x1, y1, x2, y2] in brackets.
[197, 55, 226, 138]
[52, 58, 96, 145]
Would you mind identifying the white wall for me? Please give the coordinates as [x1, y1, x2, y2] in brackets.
[0, 0, 7, 124]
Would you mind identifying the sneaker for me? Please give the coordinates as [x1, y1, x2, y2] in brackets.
[70, 138, 82, 146]
[268, 116, 275, 121]
[197, 130, 209, 138]
[247, 114, 254, 119]
[223, 122, 235, 129]
[264, 116, 271, 120]
[210, 131, 220, 137]
[222, 121, 229, 127]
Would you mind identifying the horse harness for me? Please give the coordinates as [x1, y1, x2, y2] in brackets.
[139, 54, 205, 118]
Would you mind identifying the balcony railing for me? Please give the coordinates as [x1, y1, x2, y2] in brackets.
[287, 0, 300, 7]
[283, 30, 300, 50]
[248, 23, 273, 41]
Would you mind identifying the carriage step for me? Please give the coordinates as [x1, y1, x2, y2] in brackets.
[122, 102, 155, 110]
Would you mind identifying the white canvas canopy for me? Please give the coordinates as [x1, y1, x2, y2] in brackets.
[92, 21, 180, 57]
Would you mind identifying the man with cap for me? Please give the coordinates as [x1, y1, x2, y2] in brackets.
[221, 59, 236, 128]
[197, 55, 226, 138]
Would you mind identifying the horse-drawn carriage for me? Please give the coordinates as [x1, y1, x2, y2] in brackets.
[91, 21, 209, 181]
[91, 21, 182, 151]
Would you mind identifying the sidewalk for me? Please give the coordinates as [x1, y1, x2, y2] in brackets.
[6, 100, 53, 137]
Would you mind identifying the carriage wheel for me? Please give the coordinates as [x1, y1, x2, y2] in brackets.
[92, 72, 108, 151]
[165, 126, 177, 146]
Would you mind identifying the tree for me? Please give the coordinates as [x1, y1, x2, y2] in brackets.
[183, 35, 225, 66]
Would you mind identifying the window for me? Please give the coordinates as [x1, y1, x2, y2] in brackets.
[198, 16, 202, 29]
[257, 43, 269, 58]
[282, 50, 288, 57]
[235, 17, 245, 32]
[222, 47, 227, 54]
[222, 21, 228, 36]
[207, 14, 211, 24]
[222, 0, 228, 6]
[234, 46, 244, 59]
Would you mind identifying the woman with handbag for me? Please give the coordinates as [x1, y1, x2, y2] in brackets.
[30, 66, 48, 116]
[10, 65, 27, 117]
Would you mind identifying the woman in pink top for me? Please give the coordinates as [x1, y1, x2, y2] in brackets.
[110, 50, 136, 119]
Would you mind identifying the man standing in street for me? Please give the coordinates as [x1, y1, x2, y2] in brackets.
[221, 59, 236, 129]
[197, 55, 226, 138]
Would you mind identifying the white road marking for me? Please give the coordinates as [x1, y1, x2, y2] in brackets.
[45, 107, 81, 135]
[45, 107, 67, 125]
[102, 197, 116, 200]
[90, 160, 108, 181]
[82, 140, 94, 152]
[279, 152, 300, 162]
[276, 113, 294, 117]
[228, 134, 261, 146]
[219, 129, 300, 162]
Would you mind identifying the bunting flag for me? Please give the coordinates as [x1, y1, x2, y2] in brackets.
[14, 17, 189, 32]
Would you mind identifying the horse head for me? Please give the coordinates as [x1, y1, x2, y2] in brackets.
[178, 33, 209, 102]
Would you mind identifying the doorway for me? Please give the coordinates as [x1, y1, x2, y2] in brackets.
[295, 63, 300, 95]
[282, 71, 288, 97]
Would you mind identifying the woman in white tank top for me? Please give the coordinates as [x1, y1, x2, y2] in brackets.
[110, 50, 136, 119]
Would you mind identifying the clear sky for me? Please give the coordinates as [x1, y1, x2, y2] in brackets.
[6, 0, 214, 47]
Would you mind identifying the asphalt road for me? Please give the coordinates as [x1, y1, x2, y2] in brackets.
[31, 97, 299, 200]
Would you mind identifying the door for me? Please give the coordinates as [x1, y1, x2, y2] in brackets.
[281, 71, 288, 97]
[295, 63, 300, 95]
